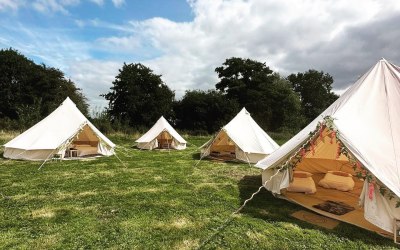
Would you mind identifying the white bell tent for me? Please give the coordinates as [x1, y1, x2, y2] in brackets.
[136, 116, 186, 150]
[256, 59, 400, 237]
[3, 97, 115, 160]
[201, 108, 279, 163]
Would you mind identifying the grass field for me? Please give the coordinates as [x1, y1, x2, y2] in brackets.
[0, 133, 397, 249]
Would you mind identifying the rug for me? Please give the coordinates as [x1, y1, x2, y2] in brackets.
[313, 200, 355, 215]
[291, 210, 339, 229]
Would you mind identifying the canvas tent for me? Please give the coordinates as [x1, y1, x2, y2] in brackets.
[3, 97, 115, 160]
[256, 59, 400, 237]
[201, 108, 279, 163]
[136, 116, 186, 150]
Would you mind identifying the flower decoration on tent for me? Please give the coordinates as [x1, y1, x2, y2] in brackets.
[273, 116, 400, 208]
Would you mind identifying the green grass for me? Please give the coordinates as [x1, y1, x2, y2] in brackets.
[0, 133, 397, 249]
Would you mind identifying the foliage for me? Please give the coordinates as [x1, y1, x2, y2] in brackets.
[287, 69, 339, 124]
[215, 57, 304, 131]
[0, 134, 396, 249]
[102, 63, 175, 129]
[174, 90, 239, 134]
[90, 108, 114, 134]
[215, 57, 275, 104]
[0, 48, 89, 129]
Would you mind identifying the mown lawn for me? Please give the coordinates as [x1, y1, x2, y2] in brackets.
[0, 133, 397, 249]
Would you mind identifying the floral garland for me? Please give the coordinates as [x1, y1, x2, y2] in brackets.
[273, 116, 400, 208]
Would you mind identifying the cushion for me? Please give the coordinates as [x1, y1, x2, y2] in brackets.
[318, 172, 355, 191]
[287, 176, 316, 194]
[293, 170, 313, 177]
[328, 170, 352, 177]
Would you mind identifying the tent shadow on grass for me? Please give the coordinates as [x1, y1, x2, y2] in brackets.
[236, 174, 396, 246]
[191, 152, 200, 160]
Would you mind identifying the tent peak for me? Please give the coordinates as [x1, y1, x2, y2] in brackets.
[62, 97, 76, 106]
[240, 107, 250, 115]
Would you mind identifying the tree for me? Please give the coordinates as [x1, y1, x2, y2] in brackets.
[215, 57, 303, 131]
[174, 90, 238, 134]
[0, 48, 89, 129]
[103, 63, 175, 128]
[0, 48, 36, 120]
[287, 69, 339, 123]
[267, 77, 305, 131]
[215, 57, 275, 104]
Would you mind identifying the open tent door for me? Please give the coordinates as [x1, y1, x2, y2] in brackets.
[280, 126, 390, 236]
[157, 130, 173, 149]
[65, 124, 101, 158]
[208, 130, 236, 160]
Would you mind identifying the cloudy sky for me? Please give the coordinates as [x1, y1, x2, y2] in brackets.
[1, 0, 400, 110]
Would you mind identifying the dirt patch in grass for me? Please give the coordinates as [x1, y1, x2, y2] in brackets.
[174, 239, 199, 250]
[31, 208, 56, 218]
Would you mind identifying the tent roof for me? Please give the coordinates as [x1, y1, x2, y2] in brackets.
[4, 97, 115, 150]
[221, 107, 279, 154]
[135, 116, 186, 144]
[256, 59, 400, 197]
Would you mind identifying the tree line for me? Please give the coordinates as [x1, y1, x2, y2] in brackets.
[100, 58, 338, 134]
[0, 48, 338, 135]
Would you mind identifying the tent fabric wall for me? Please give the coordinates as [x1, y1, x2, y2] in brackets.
[3, 97, 115, 160]
[256, 59, 400, 234]
[137, 141, 158, 150]
[201, 108, 279, 164]
[3, 148, 55, 161]
[136, 116, 186, 150]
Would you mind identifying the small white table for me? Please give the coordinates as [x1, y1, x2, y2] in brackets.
[69, 149, 78, 158]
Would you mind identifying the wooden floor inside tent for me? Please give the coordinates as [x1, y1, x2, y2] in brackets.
[283, 174, 391, 237]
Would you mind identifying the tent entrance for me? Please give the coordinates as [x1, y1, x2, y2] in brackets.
[280, 127, 391, 236]
[208, 130, 236, 160]
[65, 125, 100, 158]
[156, 131, 173, 149]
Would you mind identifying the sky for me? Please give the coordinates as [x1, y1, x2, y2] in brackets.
[1, 0, 400, 110]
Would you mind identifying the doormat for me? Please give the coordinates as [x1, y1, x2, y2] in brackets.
[313, 200, 355, 215]
[291, 210, 339, 229]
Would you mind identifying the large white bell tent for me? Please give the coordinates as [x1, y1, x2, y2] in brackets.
[135, 116, 186, 150]
[4, 97, 115, 160]
[255, 59, 400, 237]
[201, 108, 279, 164]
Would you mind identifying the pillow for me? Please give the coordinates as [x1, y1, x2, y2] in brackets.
[328, 170, 352, 177]
[318, 172, 355, 191]
[287, 176, 316, 194]
[293, 170, 313, 177]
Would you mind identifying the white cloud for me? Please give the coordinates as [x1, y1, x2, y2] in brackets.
[3, 0, 400, 110]
[67, 59, 121, 108]
[0, 0, 24, 11]
[111, 0, 124, 8]
[95, 0, 400, 97]
[0, 22, 90, 70]
[0, 0, 123, 14]
[31, 0, 81, 14]
[89, 0, 103, 6]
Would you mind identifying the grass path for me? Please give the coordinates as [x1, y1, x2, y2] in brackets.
[0, 134, 397, 249]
